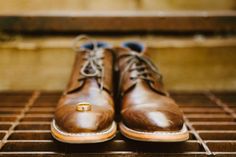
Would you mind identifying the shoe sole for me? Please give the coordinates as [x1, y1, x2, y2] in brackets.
[119, 122, 189, 142]
[51, 119, 117, 144]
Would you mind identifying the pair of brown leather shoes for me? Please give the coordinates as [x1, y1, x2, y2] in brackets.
[51, 36, 189, 143]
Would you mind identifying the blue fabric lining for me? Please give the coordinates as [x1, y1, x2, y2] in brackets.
[122, 41, 144, 53]
[81, 42, 111, 50]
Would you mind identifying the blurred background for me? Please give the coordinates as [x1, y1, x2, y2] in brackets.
[0, 0, 236, 12]
[0, 0, 236, 91]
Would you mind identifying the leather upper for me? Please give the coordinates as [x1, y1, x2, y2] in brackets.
[66, 48, 113, 95]
[115, 47, 167, 96]
[54, 43, 115, 133]
[116, 42, 184, 132]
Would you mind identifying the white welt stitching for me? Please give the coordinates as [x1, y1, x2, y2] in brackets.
[121, 123, 188, 135]
[51, 119, 116, 137]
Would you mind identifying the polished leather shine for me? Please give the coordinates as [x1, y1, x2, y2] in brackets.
[54, 43, 115, 133]
[116, 42, 185, 132]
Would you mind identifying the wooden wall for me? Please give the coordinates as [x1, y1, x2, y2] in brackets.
[0, 0, 235, 13]
[0, 35, 236, 91]
[0, 1, 235, 91]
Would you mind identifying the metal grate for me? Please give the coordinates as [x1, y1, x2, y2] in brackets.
[0, 91, 235, 157]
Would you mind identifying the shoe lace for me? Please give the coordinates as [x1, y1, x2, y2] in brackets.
[73, 35, 104, 92]
[117, 52, 163, 90]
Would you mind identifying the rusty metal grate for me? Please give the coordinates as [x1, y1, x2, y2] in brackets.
[0, 91, 235, 157]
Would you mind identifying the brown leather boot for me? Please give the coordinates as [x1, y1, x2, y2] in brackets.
[116, 41, 189, 142]
[51, 36, 116, 143]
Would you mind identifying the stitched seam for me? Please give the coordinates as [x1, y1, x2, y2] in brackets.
[52, 120, 115, 136]
[121, 123, 188, 135]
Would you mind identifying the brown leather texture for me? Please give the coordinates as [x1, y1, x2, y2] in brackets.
[115, 45, 185, 132]
[54, 47, 115, 133]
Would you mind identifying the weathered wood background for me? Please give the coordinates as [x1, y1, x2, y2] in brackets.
[0, 0, 235, 12]
[0, 0, 235, 91]
[0, 35, 236, 91]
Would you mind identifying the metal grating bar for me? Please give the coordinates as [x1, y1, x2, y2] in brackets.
[0, 91, 236, 157]
[207, 92, 236, 119]
[184, 117, 212, 155]
[0, 91, 40, 150]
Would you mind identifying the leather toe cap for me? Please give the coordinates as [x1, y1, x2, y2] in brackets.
[54, 105, 114, 133]
[122, 106, 184, 132]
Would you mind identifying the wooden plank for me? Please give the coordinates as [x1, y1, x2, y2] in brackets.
[0, 0, 235, 12]
[1, 91, 236, 156]
[0, 11, 236, 32]
[0, 35, 236, 91]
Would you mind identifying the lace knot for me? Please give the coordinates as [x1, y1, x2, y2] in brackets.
[118, 53, 163, 86]
[73, 35, 105, 92]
